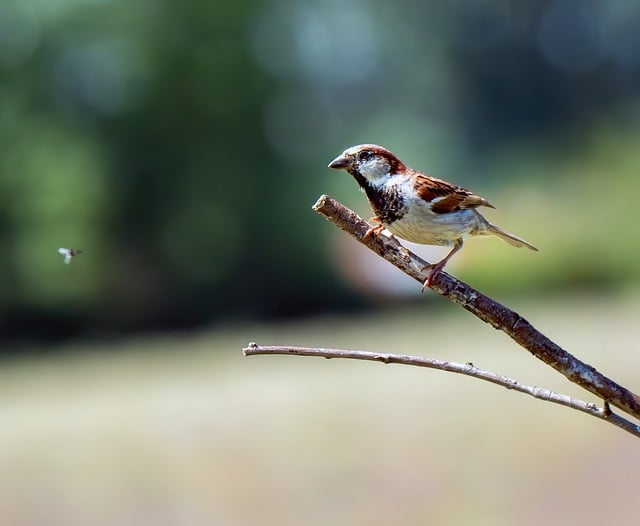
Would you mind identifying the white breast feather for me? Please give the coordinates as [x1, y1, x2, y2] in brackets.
[385, 193, 488, 246]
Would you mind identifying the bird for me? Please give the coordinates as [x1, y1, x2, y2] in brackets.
[58, 248, 83, 264]
[328, 144, 538, 289]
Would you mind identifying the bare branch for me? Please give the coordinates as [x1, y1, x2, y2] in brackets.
[244, 343, 640, 438]
[311, 194, 640, 422]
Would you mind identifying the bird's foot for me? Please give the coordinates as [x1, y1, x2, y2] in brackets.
[420, 261, 446, 291]
[420, 241, 463, 291]
[363, 217, 385, 239]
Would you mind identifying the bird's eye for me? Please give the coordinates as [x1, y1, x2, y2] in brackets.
[358, 150, 373, 162]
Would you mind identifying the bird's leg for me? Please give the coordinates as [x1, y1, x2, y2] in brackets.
[421, 239, 463, 291]
[363, 216, 385, 239]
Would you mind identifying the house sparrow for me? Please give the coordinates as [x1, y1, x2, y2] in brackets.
[58, 247, 83, 264]
[328, 144, 538, 288]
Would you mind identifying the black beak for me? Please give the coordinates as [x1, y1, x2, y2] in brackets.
[328, 154, 351, 170]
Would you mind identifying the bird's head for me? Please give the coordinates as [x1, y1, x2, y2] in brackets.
[328, 144, 406, 187]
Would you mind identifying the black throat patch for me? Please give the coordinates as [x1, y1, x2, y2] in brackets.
[348, 169, 405, 225]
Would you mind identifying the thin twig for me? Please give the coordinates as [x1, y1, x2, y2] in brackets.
[243, 343, 640, 438]
[311, 194, 640, 423]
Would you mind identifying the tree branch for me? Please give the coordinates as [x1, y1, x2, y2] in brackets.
[243, 343, 640, 438]
[310, 194, 640, 424]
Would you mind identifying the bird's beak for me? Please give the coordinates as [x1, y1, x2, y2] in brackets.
[328, 153, 351, 170]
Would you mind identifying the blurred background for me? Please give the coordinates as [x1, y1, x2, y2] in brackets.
[1, 0, 640, 524]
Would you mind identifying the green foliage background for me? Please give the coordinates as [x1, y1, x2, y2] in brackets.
[2, 0, 640, 340]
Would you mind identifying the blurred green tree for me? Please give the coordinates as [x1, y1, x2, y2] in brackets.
[1, 0, 640, 342]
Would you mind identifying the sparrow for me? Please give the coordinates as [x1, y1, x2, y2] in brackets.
[58, 248, 83, 264]
[328, 144, 538, 288]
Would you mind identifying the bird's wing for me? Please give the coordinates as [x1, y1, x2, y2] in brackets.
[413, 173, 495, 214]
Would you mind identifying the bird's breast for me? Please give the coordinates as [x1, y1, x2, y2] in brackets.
[384, 195, 488, 246]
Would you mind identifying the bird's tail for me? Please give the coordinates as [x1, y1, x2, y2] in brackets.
[486, 223, 539, 251]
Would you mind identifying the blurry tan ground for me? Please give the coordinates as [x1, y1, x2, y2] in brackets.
[1, 292, 639, 526]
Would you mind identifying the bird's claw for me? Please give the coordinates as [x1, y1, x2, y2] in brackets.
[363, 225, 385, 239]
[363, 217, 385, 239]
[421, 269, 435, 292]
[420, 263, 444, 292]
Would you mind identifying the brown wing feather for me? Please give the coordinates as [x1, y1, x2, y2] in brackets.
[413, 173, 495, 214]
